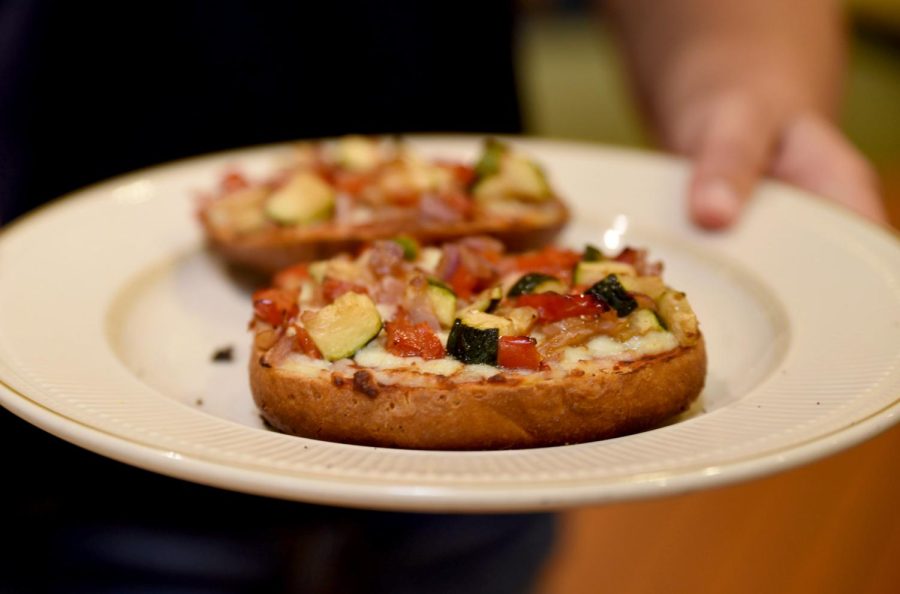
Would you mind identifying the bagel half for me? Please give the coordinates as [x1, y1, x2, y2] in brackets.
[246, 239, 707, 450]
[199, 136, 569, 274]
[251, 338, 706, 450]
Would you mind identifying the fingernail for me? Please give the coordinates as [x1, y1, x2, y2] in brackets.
[695, 179, 741, 228]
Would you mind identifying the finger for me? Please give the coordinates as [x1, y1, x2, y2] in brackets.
[770, 114, 887, 224]
[686, 97, 777, 230]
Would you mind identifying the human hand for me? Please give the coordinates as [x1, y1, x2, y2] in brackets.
[678, 94, 887, 229]
[605, 0, 887, 230]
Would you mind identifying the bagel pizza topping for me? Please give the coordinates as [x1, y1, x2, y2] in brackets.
[250, 239, 700, 379]
[497, 336, 543, 370]
[446, 319, 500, 365]
[252, 288, 299, 326]
[585, 275, 638, 317]
[514, 293, 609, 323]
[507, 273, 565, 297]
[199, 136, 562, 242]
[385, 310, 445, 360]
[301, 292, 382, 361]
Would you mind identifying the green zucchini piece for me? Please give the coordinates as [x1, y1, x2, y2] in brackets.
[507, 273, 565, 297]
[618, 275, 666, 300]
[393, 235, 420, 260]
[426, 278, 457, 328]
[582, 244, 604, 262]
[485, 286, 503, 313]
[458, 310, 513, 335]
[303, 292, 383, 361]
[446, 319, 499, 365]
[264, 171, 335, 225]
[657, 290, 700, 345]
[586, 274, 637, 317]
[459, 285, 504, 316]
[628, 309, 664, 335]
[473, 138, 506, 181]
[471, 139, 551, 203]
[335, 135, 381, 172]
[573, 261, 636, 286]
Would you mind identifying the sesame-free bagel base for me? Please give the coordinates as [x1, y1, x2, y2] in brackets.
[250, 337, 706, 450]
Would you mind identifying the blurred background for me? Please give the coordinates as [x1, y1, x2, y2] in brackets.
[519, 2, 900, 593]
[516, 0, 900, 224]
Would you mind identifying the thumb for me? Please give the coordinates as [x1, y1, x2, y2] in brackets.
[685, 98, 776, 229]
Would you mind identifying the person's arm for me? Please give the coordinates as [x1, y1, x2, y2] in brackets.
[604, 0, 886, 228]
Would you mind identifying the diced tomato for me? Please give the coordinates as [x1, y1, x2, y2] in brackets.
[613, 247, 640, 266]
[321, 279, 368, 303]
[385, 311, 445, 360]
[252, 288, 298, 326]
[448, 265, 479, 300]
[613, 247, 662, 276]
[221, 170, 249, 193]
[273, 263, 310, 290]
[498, 336, 542, 370]
[510, 247, 581, 277]
[516, 293, 608, 323]
[291, 324, 322, 359]
[333, 171, 373, 195]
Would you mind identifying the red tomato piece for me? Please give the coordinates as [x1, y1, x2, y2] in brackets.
[448, 265, 479, 300]
[252, 288, 298, 326]
[385, 312, 445, 360]
[291, 324, 322, 359]
[516, 293, 608, 323]
[321, 279, 368, 303]
[438, 162, 476, 187]
[221, 170, 249, 193]
[511, 247, 581, 277]
[273, 263, 310, 290]
[498, 336, 542, 370]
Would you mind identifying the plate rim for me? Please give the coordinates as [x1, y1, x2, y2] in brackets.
[1, 136, 899, 511]
[3, 378, 897, 512]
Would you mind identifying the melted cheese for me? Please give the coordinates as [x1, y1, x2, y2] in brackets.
[277, 326, 680, 381]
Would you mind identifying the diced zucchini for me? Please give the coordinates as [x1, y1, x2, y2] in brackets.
[379, 154, 438, 194]
[308, 258, 360, 284]
[335, 135, 381, 172]
[507, 273, 565, 297]
[392, 235, 420, 260]
[458, 285, 503, 316]
[264, 171, 335, 225]
[471, 139, 551, 203]
[586, 274, 637, 317]
[446, 319, 499, 365]
[426, 278, 457, 328]
[656, 290, 700, 346]
[619, 275, 666, 299]
[573, 261, 636, 286]
[206, 187, 268, 234]
[458, 310, 513, 336]
[628, 309, 664, 335]
[582, 244, 604, 262]
[473, 138, 505, 180]
[303, 292, 383, 361]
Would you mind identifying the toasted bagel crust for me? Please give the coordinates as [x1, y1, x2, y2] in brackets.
[204, 201, 569, 274]
[250, 336, 706, 450]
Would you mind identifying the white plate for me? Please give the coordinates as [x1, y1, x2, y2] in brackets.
[1, 137, 898, 512]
